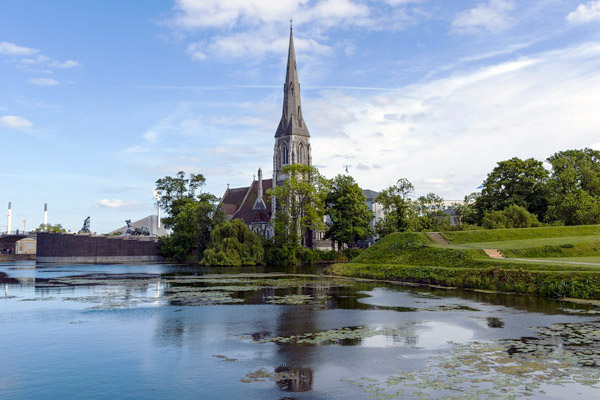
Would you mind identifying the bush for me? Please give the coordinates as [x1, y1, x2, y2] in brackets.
[482, 205, 541, 229]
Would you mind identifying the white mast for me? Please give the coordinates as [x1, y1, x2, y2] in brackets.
[43, 203, 48, 229]
[152, 189, 161, 229]
[6, 202, 12, 235]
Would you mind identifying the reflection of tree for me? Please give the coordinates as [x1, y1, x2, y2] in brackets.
[153, 317, 186, 348]
[274, 365, 314, 392]
[272, 306, 316, 393]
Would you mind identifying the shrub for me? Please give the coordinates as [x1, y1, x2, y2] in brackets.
[482, 205, 541, 229]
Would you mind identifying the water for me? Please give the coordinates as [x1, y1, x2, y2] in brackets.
[1, 261, 599, 399]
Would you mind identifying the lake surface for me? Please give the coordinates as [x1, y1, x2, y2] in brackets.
[1, 261, 599, 399]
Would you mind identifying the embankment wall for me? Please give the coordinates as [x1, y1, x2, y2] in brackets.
[36, 232, 163, 264]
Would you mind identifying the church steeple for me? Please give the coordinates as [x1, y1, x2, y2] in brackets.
[275, 23, 310, 138]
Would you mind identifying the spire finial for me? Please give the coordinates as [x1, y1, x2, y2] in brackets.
[290, 18, 293, 32]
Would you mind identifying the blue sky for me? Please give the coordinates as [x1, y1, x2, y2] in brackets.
[1, 0, 600, 233]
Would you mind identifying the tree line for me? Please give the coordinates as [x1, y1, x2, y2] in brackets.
[458, 148, 600, 228]
[155, 166, 375, 265]
[155, 148, 600, 265]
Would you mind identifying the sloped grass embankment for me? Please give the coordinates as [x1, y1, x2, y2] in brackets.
[329, 231, 600, 300]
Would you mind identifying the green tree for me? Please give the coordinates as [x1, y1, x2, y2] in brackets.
[268, 164, 331, 247]
[413, 193, 450, 231]
[35, 223, 66, 233]
[454, 192, 480, 226]
[374, 178, 415, 235]
[546, 148, 600, 225]
[474, 157, 550, 223]
[482, 204, 541, 229]
[324, 174, 374, 250]
[200, 219, 264, 266]
[156, 171, 223, 263]
[154, 171, 209, 228]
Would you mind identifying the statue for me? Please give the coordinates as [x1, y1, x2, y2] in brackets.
[124, 219, 150, 236]
[78, 217, 91, 234]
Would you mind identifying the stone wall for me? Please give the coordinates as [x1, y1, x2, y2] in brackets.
[36, 232, 163, 264]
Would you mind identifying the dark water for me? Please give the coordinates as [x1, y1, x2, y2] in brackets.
[1, 261, 599, 399]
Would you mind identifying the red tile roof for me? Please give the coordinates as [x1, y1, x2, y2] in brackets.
[221, 178, 273, 224]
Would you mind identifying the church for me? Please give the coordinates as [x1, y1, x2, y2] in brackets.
[221, 25, 315, 243]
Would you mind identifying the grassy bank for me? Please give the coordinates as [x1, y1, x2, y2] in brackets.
[329, 263, 600, 299]
[329, 229, 600, 299]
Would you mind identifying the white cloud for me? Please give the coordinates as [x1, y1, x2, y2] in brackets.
[567, 1, 600, 24]
[592, 142, 600, 150]
[452, 0, 515, 34]
[1, 41, 80, 75]
[52, 59, 81, 68]
[187, 42, 206, 60]
[168, 0, 420, 60]
[94, 199, 141, 209]
[143, 130, 159, 143]
[0, 115, 33, 128]
[19, 55, 51, 64]
[0, 41, 38, 56]
[306, 41, 600, 197]
[28, 77, 60, 86]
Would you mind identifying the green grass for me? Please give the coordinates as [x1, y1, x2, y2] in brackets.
[442, 225, 600, 244]
[453, 235, 600, 250]
[329, 263, 600, 299]
[535, 256, 600, 264]
[334, 229, 600, 299]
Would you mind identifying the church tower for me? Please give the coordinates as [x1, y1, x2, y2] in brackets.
[273, 23, 312, 194]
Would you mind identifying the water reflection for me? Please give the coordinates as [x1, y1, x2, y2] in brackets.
[274, 366, 314, 392]
[2, 262, 600, 400]
[487, 316, 505, 328]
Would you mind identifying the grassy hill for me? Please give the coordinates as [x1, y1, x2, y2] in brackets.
[329, 227, 600, 300]
[442, 225, 600, 244]
[440, 225, 600, 259]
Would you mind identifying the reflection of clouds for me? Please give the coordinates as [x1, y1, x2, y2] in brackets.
[416, 322, 474, 350]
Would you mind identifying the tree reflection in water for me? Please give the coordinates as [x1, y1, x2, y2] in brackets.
[274, 365, 314, 392]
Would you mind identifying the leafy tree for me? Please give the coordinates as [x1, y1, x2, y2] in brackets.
[454, 192, 481, 225]
[324, 174, 374, 250]
[413, 193, 450, 231]
[474, 157, 550, 222]
[268, 164, 331, 247]
[155, 171, 210, 228]
[200, 219, 264, 266]
[156, 171, 223, 263]
[35, 223, 66, 233]
[374, 178, 415, 235]
[482, 204, 541, 229]
[546, 148, 600, 225]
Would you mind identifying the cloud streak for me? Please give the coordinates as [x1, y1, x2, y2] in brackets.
[1, 115, 34, 128]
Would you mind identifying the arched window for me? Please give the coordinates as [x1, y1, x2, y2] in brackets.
[282, 143, 289, 165]
[298, 143, 304, 164]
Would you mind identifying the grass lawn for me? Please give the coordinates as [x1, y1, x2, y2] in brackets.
[453, 235, 600, 250]
[442, 225, 600, 244]
[536, 256, 600, 263]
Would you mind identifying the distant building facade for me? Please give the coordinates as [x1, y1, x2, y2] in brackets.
[15, 237, 36, 255]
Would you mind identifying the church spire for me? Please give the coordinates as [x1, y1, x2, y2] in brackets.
[275, 24, 310, 138]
